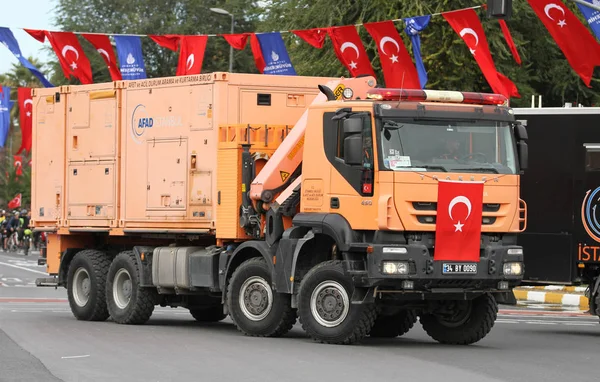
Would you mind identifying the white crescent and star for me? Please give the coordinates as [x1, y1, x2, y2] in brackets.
[61, 45, 80, 70]
[459, 28, 479, 55]
[544, 3, 567, 27]
[340, 42, 360, 70]
[448, 195, 472, 232]
[379, 36, 400, 63]
[186, 54, 195, 71]
[97, 48, 110, 63]
[24, 99, 32, 117]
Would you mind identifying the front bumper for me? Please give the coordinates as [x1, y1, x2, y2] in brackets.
[354, 243, 524, 292]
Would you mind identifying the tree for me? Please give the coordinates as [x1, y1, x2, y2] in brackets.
[255, 0, 600, 107]
[49, 0, 262, 86]
[0, 56, 47, 156]
[0, 156, 30, 209]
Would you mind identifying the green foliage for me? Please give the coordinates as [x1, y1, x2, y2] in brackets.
[5, 0, 600, 107]
[0, 153, 30, 209]
[48, 0, 262, 86]
[0, 56, 46, 156]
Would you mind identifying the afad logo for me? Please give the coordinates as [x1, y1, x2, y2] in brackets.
[130, 104, 183, 144]
[131, 104, 153, 144]
[581, 186, 600, 243]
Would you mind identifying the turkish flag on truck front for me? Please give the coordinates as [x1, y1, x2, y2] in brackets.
[434, 181, 484, 262]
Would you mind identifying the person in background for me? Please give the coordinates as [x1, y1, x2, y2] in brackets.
[5, 211, 21, 250]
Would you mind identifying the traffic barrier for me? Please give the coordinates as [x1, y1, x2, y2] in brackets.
[513, 288, 589, 310]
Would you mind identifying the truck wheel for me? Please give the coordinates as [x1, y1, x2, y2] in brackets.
[420, 293, 498, 345]
[297, 260, 377, 345]
[369, 310, 418, 338]
[190, 305, 227, 322]
[67, 249, 112, 321]
[226, 257, 297, 337]
[106, 251, 156, 325]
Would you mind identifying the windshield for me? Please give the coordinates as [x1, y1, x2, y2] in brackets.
[379, 119, 517, 175]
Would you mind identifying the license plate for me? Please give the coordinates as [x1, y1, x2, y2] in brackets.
[442, 263, 478, 275]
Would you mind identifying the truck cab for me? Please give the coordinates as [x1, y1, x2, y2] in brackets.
[247, 87, 529, 345]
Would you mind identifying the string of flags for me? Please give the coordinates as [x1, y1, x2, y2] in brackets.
[1, 0, 600, 152]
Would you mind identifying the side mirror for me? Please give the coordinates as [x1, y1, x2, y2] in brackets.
[514, 121, 528, 141]
[344, 135, 363, 166]
[517, 141, 528, 171]
[343, 118, 362, 135]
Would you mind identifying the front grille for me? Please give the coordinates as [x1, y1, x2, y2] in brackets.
[412, 202, 501, 212]
[416, 216, 497, 225]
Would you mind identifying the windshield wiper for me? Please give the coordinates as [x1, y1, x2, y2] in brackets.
[460, 167, 500, 174]
[399, 165, 447, 172]
[383, 120, 404, 130]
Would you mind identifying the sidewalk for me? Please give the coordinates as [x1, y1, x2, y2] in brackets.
[513, 285, 589, 310]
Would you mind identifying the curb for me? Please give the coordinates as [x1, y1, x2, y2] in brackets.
[518, 285, 588, 293]
[512, 289, 589, 309]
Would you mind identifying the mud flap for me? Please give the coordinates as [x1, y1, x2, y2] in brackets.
[351, 287, 375, 305]
[494, 290, 517, 305]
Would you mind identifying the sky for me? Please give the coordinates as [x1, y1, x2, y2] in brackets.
[0, 0, 57, 73]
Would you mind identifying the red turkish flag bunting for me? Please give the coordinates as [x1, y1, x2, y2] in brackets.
[82, 34, 122, 81]
[176, 36, 208, 76]
[32, 31, 93, 84]
[328, 26, 375, 77]
[292, 28, 328, 49]
[8, 194, 21, 210]
[527, 0, 600, 87]
[434, 181, 484, 262]
[498, 20, 521, 65]
[249, 34, 267, 73]
[149, 34, 181, 51]
[24, 29, 46, 43]
[13, 155, 23, 176]
[223, 33, 250, 50]
[364, 21, 420, 89]
[443, 9, 519, 99]
[17, 87, 32, 155]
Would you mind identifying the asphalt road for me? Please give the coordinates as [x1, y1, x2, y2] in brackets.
[1, 250, 598, 382]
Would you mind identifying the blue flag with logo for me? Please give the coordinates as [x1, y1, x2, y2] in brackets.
[404, 15, 431, 89]
[0, 27, 53, 88]
[577, 0, 600, 40]
[255, 32, 296, 75]
[0, 86, 15, 147]
[114, 35, 147, 80]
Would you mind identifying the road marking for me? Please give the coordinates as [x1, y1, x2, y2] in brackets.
[0, 298, 67, 303]
[61, 355, 90, 359]
[0, 261, 48, 275]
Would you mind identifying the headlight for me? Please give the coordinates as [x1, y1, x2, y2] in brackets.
[507, 248, 523, 255]
[503, 262, 523, 275]
[342, 88, 354, 99]
[382, 261, 409, 275]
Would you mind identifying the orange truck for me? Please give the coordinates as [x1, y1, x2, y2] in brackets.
[32, 72, 528, 345]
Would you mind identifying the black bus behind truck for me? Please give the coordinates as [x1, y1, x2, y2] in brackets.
[513, 106, 600, 319]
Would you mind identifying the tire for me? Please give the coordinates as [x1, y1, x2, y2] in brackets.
[226, 257, 297, 337]
[420, 293, 498, 345]
[66, 249, 112, 321]
[190, 305, 227, 322]
[297, 260, 377, 345]
[369, 309, 418, 338]
[106, 251, 156, 325]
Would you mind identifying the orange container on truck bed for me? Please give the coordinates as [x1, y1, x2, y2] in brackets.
[31, 72, 337, 239]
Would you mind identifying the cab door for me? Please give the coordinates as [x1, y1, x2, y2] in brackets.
[324, 112, 378, 230]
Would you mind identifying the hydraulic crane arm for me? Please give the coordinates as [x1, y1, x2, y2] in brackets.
[249, 76, 377, 204]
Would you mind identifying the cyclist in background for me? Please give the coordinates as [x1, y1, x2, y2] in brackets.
[5, 211, 21, 250]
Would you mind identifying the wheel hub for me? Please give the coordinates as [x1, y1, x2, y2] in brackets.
[113, 268, 133, 310]
[72, 267, 91, 307]
[239, 276, 273, 321]
[310, 281, 350, 328]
